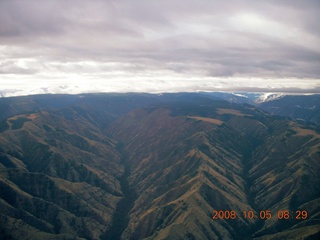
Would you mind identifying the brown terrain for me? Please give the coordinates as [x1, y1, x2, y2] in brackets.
[0, 93, 319, 239]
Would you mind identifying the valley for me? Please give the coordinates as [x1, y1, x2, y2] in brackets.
[0, 93, 319, 239]
[102, 144, 137, 240]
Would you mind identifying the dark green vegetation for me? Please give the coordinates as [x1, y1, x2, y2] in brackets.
[102, 144, 137, 240]
[259, 95, 320, 125]
[0, 93, 319, 239]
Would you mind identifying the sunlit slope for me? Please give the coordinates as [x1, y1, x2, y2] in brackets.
[107, 102, 320, 239]
[0, 111, 122, 239]
[0, 93, 319, 239]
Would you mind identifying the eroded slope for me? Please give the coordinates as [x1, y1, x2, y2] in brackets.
[106, 103, 320, 239]
[0, 94, 319, 240]
[0, 111, 123, 239]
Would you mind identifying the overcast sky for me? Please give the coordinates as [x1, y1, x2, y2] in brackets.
[1, 0, 320, 97]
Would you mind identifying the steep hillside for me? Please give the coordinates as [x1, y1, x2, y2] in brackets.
[0, 111, 123, 239]
[0, 93, 319, 239]
[106, 101, 320, 239]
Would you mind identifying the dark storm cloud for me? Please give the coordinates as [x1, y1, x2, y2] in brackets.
[0, 0, 319, 95]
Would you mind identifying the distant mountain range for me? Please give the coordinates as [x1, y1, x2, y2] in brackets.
[0, 93, 319, 239]
[199, 92, 320, 125]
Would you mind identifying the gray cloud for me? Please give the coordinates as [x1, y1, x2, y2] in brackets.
[0, 0, 319, 95]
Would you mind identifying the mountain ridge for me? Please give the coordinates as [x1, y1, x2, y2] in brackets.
[105, 99, 320, 239]
[0, 93, 319, 239]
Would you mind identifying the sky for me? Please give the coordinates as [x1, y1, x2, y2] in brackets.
[1, 0, 320, 97]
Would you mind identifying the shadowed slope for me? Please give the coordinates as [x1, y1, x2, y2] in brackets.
[0, 93, 319, 239]
[106, 103, 320, 239]
[0, 111, 123, 239]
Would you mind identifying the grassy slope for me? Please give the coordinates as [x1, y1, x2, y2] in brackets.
[107, 104, 320, 239]
[0, 94, 319, 239]
[0, 111, 122, 239]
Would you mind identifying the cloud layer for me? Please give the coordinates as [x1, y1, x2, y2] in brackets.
[1, 0, 319, 96]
